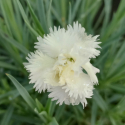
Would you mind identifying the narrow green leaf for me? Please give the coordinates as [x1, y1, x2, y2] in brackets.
[55, 104, 65, 121]
[91, 100, 98, 125]
[1, 105, 14, 125]
[61, 0, 67, 27]
[101, 0, 112, 35]
[79, 0, 100, 21]
[0, 0, 12, 36]
[49, 101, 56, 116]
[45, 98, 52, 116]
[0, 110, 5, 115]
[107, 56, 125, 78]
[0, 84, 33, 100]
[0, 61, 19, 70]
[71, 0, 81, 22]
[78, 0, 86, 18]
[62, 116, 74, 125]
[17, 0, 39, 37]
[94, 51, 108, 66]
[68, 2, 72, 24]
[0, 0, 22, 42]
[93, 90, 108, 111]
[114, 96, 125, 113]
[0, 37, 23, 68]
[12, 114, 42, 124]
[94, 9, 104, 30]
[47, 0, 53, 28]
[27, 0, 44, 36]
[6, 74, 36, 110]
[51, 7, 63, 26]
[109, 116, 117, 125]
[1, 78, 10, 90]
[109, 84, 125, 94]
[114, 41, 125, 61]
[37, 0, 49, 33]
[0, 31, 29, 55]
[0, 56, 8, 60]
[48, 118, 59, 125]
[36, 98, 44, 112]
[34, 109, 47, 123]
[53, 0, 61, 16]
[13, 0, 23, 34]
[101, 0, 125, 41]
[108, 94, 122, 103]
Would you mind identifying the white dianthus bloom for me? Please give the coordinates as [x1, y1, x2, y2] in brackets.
[24, 22, 101, 108]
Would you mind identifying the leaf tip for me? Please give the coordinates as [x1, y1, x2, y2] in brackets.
[5, 73, 9, 76]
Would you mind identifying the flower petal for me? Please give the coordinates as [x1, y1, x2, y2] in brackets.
[48, 73, 93, 107]
[82, 62, 100, 84]
[24, 51, 56, 92]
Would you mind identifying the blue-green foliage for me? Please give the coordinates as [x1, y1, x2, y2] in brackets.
[0, 0, 125, 124]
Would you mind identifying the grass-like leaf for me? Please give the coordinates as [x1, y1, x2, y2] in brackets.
[47, 0, 53, 28]
[0, 61, 19, 70]
[93, 90, 108, 112]
[17, 0, 39, 37]
[0, 84, 33, 100]
[91, 99, 98, 125]
[37, 0, 49, 33]
[68, 2, 72, 24]
[6, 74, 36, 110]
[26, 0, 44, 36]
[0, 31, 29, 55]
[1, 105, 14, 125]
[71, 0, 81, 22]
[48, 118, 59, 125]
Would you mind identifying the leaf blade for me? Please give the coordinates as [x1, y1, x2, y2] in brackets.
[6, 74, 36, 110]
[1, 105, 14, 125]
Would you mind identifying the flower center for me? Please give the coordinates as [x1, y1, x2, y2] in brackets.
[68, 57, 75, 62]
[53, 55, 76, 86]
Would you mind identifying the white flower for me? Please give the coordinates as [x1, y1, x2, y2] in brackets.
[24, 22, 101, 108]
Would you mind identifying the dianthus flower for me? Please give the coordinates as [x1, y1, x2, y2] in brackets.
[24, 22, 101, 108]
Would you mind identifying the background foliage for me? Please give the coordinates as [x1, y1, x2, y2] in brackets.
[0, 0, 125, 125]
